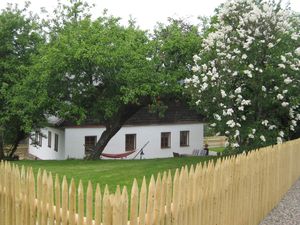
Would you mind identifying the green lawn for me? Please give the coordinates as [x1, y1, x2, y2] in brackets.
[15, 157, 216, 192]
[210, 147, 225, 153]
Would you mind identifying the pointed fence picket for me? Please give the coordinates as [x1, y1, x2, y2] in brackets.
[0, 139, 300, 225]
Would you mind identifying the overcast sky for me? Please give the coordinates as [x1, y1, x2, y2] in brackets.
[0, 0, 299, 30]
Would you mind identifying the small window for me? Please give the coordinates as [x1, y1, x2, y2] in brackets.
[161, 132, 171, 148]
[48, 131, 52, 148]
[125, 134, 136, 151]
[180, 131, 189, 147]
[38, 132, 43, 147]
[54, 134, 59, 152]
[35, 131, 39, 144]
[85, 136, 97, 153]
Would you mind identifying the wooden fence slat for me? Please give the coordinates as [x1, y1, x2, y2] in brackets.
[77, 180, 84, 225]
[130, 179, 139, 225]
[138, 177, 147, 225]
[41, 170, 48, 225]
[103, 185, 112, 225]
[145, 175, 155, 225]
[165, 170, 172, 225]
[55, 175, 61, 225]
[61, 176, 68, 225]
[95, 184, 102, 225]
[153, 173, 161, 225]
[121, 186, 128, 225]
[86, 181, 93, 225]
[69, 178, 76, 225]
[159, 172, 167, 225]
[48, 172, 54, 225]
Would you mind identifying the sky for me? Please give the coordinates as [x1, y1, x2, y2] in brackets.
[0, 0, 299, 30]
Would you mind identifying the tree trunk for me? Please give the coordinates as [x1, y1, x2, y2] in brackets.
[87, 104, 144, 160]
[88, 125, 123, 159]
[8, 131, 26, 158]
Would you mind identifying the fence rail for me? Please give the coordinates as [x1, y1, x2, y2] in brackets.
[0, 138, 300, 225]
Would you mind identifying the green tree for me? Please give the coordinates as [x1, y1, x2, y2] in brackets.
[185, 0, 300, 153]
[38, 2, 202, 159]
[0, 3, 44, 159]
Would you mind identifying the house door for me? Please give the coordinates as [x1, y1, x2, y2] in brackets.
[85, 136, 97, 154]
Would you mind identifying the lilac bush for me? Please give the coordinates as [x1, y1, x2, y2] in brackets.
[185, 0, 300, 152]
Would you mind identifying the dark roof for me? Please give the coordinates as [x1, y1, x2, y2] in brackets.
[124, 102, 204, 126]
[60, 102, 204, 128]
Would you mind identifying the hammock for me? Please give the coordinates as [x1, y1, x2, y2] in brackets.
[101, 150, 136, 159]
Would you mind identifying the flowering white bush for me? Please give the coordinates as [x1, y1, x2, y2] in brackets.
[185, 0, 300, 152]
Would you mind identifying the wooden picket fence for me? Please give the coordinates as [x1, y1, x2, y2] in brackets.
[0, 138, 300, 225]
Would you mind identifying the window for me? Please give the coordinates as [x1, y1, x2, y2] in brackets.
[85, 136, 97, 153]
[180, 131, 189, 147]
[48, 131, 52, 148]
[125, 134, 136, 151]
[54, 134, 59, 152]
[39, 133, 43, 147]
[35, 131, 39, 144]
[161, 132, 171, 148]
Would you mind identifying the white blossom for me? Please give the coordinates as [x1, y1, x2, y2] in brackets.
[193, 55, 201, 62]
[278, 64, 286, 69]
[192, 66, 200, 72]
[241, 99, 251, 105]
[280, 55, 286, 62]
[262, 120, 269, 126]
[226, 120, 236, 128]
[242, 54, 247, 59]
[291, 33, 299, 40]
[234, 87, 242, 94]
[213, 113, 221, 121]
[284, 77, 292, 84]
[234, 130, 240, 138]
[248, 134, 254, 139]
[295, 47, 300, 56]
[268, 43, 274, 48]
[279, 131, 284, 137]
[290, 125, 295, 131]
[260, 135, 266, 142]
[238, 106, 244, 111]
[221, 89, 227, 98]
[277, 137, 283, 144]
[281, 102, 289, 107]
[262, 86, 266, 92]
[231, 142, 240, 148]
[277, 94, 284, 100]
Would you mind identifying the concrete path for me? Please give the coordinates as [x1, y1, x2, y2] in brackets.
[259, 178, 300, 225]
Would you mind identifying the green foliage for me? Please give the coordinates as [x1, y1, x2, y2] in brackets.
[0, 4, 45, 156]
[185, 0, 300, 153]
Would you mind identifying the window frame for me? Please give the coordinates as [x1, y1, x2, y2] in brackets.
[48, 131, 52, 148]
[84, 136, 97, 152]
[161, 132, 171, 149]
[54, 134, 59, 152]
[180, 130, 190, 147]
[38, 132, 43, 147]
[125, 134, 136, 152]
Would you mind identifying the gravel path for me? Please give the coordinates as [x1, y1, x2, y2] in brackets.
[259, 178, 300, 225]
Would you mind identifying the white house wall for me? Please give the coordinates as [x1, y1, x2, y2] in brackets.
[64, 123, 204, 159]
[28, 127, 65, 160]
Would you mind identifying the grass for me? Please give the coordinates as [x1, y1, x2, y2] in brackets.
[210, 147, 225, 153]
[15, 156, 216, 192]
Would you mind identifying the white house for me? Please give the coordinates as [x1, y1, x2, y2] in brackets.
[28, 103, 205, 160]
